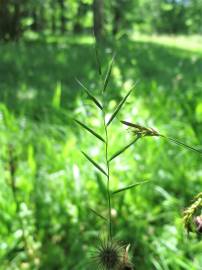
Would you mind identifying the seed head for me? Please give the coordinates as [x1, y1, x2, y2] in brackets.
[194, 216, 202, 234]
[183, 192, 202, 234]
[117, 244, 133, 270]
[93, 239, 124, 270]
[121, 121, 159, 137]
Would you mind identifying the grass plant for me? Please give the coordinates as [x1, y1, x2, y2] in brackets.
[76, 42, 202, 269]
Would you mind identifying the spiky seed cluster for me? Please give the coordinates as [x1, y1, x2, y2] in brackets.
[92, 240, 134, 270]
[183, 192, 202, 234]
[93, 240, 124, 270]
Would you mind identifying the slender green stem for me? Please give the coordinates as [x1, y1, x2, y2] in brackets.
[102, 109, 112, 241]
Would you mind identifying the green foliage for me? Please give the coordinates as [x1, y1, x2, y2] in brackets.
[1, 0, 202, 41]
[0, 35, 202, 269]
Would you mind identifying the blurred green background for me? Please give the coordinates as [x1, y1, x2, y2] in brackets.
[0, 0, 202, 269]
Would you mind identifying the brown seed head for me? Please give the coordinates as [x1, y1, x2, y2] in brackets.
[194, 216, 202, 234]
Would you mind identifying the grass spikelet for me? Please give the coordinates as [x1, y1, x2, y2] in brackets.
[183, 192, 202, 234]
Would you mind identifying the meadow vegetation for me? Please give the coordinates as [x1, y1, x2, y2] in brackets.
[0, 34, 202, 269]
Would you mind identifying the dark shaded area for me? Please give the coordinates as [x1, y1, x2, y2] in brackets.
[1, 37, 202, 129]
[1, 0, 202, 42]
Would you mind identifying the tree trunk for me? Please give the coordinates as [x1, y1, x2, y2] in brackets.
[112, 2, 122, 35]
[58, 0, 66, 33]
[73, 1, 83, 34]
[39, 5, 45, 32]
[51, 2, 56, 33]
[93, 0, 104, 40]
[31, 9, 38, 31]
[11, 0, 21, 39]
[0, 0, 10, 40]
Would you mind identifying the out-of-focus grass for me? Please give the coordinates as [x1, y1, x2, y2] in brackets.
[132, 34, 202, 54]
[0, 35, 202, 269]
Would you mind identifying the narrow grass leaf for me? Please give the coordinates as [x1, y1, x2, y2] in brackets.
[95, 44, 102, 76]
[103, 54, 115, 93]
[89, 207, 107, 222]
[161, 135, 202, 154]
[107, 83, 137, 126]
[112, 180, 150, 195]
[108, 136, 140, 162]
[121, 120, 146, 129]
[75, 119, 105, 143]
[81, 151, 108, 177]
[76, 78, 103, 110]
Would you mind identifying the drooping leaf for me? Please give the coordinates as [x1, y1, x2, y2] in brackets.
[112, 180, 150, 195]
[103, 54, 115, 93]
[108, 136, 140, 162]
[81, 151, 108, 177]
[107, 83, 137, 126]
[76, 78, 103, 110]
[89, 207, 107, 221]
[161, 135, 202, 155]
[75, 119, 105, 143]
